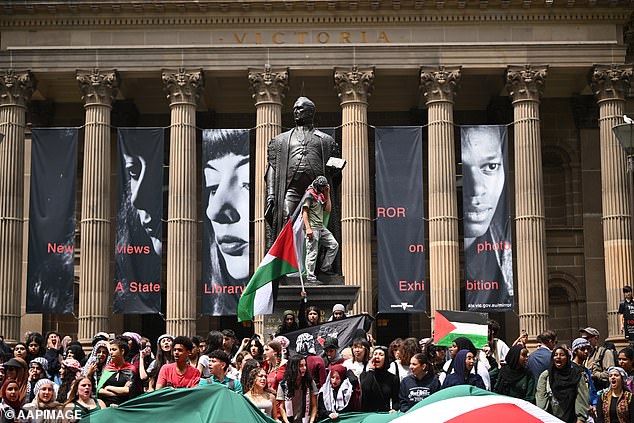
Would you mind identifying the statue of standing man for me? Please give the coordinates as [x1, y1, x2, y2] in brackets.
[265, 97, 340, 248]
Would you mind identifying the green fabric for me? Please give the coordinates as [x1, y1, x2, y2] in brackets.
[96, 369, 116, 397]
[82, 383, 277, 423]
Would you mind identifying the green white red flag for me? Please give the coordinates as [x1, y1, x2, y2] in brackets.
[433, 310, 488, 349]
[237, 201, 306, 322]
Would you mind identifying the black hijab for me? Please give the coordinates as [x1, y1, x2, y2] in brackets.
[448, 337, 478, 374]
[495, 345, 530, 395]
[548, 346, 582, 423]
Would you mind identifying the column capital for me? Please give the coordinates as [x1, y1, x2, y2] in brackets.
[334, 66, 375, 104]
[506, 65, 548, 103]
[0, 70, 36, 108]
[590, 64, 633, 103]
[76, 69, 120, 107]
[248, 65, 289, 105]
[419, 66, 461, 104]
[162, 68, 204, 106]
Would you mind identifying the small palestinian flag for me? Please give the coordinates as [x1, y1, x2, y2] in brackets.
[433, 310, 488, 349]
[393, 386, 564, 422]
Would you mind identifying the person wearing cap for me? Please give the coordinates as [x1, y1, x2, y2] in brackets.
[57, 358, 82, 403]
[328, 304, 347, 322]
[276, 310, 300, 337]
[22, 378, 62, 421]
[321, 338, 345, 368]
[4, 358, 28, 405]
[302, 176, 339, 284]
[597, 366, 634, 423]
[581, 327, 616, 391]
[619, 286, 634, 344]
[571, 337, 598, 413]
[25, 357, 48, 403]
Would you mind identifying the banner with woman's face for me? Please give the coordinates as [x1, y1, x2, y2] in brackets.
[461, 125, 514, 311]
[114, 128, 164, 314]
[202, 129, 250, 316]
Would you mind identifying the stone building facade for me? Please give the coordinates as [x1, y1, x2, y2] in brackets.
[0, 0, 632, 345]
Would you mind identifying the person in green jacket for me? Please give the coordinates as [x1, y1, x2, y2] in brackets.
[536, 346, 589, 423]
[494, 345, 535, 403]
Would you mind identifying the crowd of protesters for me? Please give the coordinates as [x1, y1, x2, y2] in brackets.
[0, 293, 633, 422]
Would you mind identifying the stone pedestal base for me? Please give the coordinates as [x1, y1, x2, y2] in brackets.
[261, 284, 360, 338]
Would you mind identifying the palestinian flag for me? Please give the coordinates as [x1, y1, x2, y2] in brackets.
[392, 386, 564, 423]
[237, 199, 306, 322]
[433, 310, 488, 349]
[96, 362, 137, 400]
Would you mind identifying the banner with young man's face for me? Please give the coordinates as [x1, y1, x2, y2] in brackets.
[461, 125, 514, 311]
[375, 127, 426, 313]
[27, 129, 78, 314]
[114, 128, 164, 314]
[201, 129, 250, 316]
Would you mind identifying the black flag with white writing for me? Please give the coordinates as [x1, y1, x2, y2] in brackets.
[202, 129, 251, 316]
[27, 128, 78, 314]
[375, 127, 426, 313]
[114, 128, 164, 314]
[461, 125, 513, 311]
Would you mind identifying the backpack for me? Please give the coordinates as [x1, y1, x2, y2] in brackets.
[598, 342, 618, 370]
[594, 342, 618, 390]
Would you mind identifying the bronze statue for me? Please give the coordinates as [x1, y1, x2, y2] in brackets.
[265, 97, 339, 244]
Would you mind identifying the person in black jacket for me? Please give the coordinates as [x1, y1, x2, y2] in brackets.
[399, 353, 441, 412]
[360, 346, 399, 412]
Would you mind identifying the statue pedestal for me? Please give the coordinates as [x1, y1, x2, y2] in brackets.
[261, 282, 360, 339]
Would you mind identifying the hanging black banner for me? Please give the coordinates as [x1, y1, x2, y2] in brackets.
[461, 125, 514, 311]
[114, 128, 164, 314]
[375, 127, 426, 313]
[282, 314, 374, 356]
[27, 128, 78, 314]
[202, 129, 251, 316]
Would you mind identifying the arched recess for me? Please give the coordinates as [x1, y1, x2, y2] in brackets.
[548, 273, 584, 344]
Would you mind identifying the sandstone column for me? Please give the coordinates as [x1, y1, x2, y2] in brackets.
[0, 70, 36, 343]
[248, 66, 289, 335]
[590, 64, 634, 339]
[334, 66, 375, 314]
[420, 66, 461, 321]
[506, 65, 549, 339]
[248, 66, 289, 263]
[162, 68, 204, 336]
[76, 69, 119, 343]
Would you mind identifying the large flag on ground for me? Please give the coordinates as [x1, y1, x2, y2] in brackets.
[83, 384, 276, 423]
[238, 198, 306, 322]
[433, 310, 488, 349]
[328, 386, 563, 423]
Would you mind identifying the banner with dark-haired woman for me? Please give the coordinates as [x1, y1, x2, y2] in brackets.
[375, 127, 426, 313]
[27, 128, 78, 314]
[202, 129, 250, 316]
[114, 128, 164, 314]
[461, 125, 514, 311]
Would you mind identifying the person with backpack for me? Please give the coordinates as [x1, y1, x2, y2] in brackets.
[581, 327, 616, 391]
[198, 350, 242, 393]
